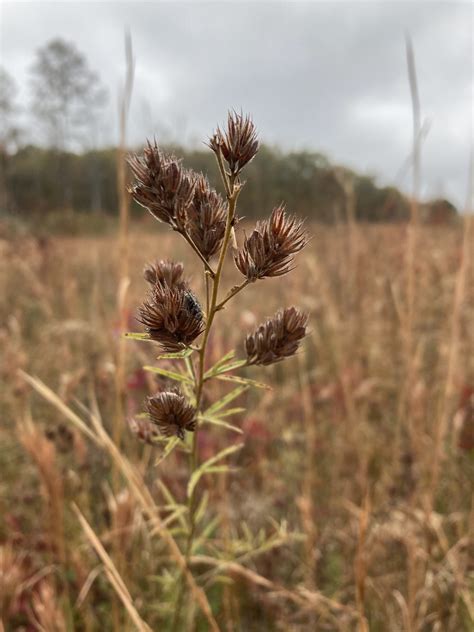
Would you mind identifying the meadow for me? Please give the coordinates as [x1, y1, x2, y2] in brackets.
[0, 216, 472, 631]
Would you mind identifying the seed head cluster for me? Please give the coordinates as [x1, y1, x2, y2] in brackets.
[147, 389, 196, 440]
[138, 283, 204, 352]
[185, 174, 227, 261]
[143, 259, 187, 289]
[235, 205, 308, 281]
[128, 141, 195, 230]
[245, 307, 308, 366]
[129, 111, 309, 450]
[209, 111, 259, 176]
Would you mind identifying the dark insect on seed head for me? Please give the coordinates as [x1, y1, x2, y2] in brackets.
[184, 290, 204, 321]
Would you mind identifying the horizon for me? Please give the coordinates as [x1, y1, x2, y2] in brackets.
[1, 1, 472, 208]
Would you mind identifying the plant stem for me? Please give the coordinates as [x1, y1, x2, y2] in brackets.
[181, 230, 216, 278]
[216, 279, 250, 311]
[171, 160, 238, 632]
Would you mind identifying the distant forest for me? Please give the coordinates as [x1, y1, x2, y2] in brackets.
[0, 38, 457, 228]
[0, 144, 458, 226]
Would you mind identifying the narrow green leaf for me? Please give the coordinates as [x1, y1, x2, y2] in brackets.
[143, 366, 192, 384]
[156, 348, 193, 360]
[124, 332, 152, 341]
[217, 374, 272, 390]
[204, 359, 247, 380]
[204, 349, 236, 379]
[194, 491, 209, 525]
[154, 436, 180, 466]
[204, 386, 248, 417]
[217, 407, 246, 418]
[187, 443, 243, 498]
[156, 480, 188, 530]
[199, 416, 243, 434]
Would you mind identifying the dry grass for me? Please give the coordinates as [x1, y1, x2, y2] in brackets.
[0, 219, 473, 631]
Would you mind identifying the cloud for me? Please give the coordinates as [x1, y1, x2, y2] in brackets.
[1, 1, 471, 206]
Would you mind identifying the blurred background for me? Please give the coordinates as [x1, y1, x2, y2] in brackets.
[0, 2, 473, 631]
[0, 1, 472, 228]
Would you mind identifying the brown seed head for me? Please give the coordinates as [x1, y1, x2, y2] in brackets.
[185, 174, 227, 260]
[234, 205, 308, 281]
[128, 141, 195, 230]
[245, 306, 308, 366]
[128, 416, 160, 445]
[143, 259, 187, 289]
[208, 111, 259, 176]
[137, 284, 204, 352]
[146, 389, 196, 440]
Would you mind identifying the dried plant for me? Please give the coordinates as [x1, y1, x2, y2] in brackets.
[126, 111, 308, 628]
[235, 204, 308, 281]
[146, 389, 196, 440]
[245, 307, 308, 366]
[143, 259, 187, 289]
[137, 284, 204, 352]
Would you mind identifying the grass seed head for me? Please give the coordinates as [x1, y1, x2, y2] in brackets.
[143, 259, 187, 289]
[137, 284, 204, 352]
[208, 111, 259, 176]
[128, 141, 196, 230]
[186, 174, 227, 260]
[147, 389, 196, 440]
[234, 205, 308, 281]
[245, 306, 308, 365]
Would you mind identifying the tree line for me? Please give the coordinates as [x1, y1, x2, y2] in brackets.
[0, 39, 457, 227]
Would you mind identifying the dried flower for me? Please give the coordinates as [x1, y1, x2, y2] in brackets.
[208, 111, 259, 176]
[245, 307, 308, 365]
[128, 416, 160, 445]
[138, 285, 204, 352]
[234, 205, 307, 281]
[186, 174, 227, 260]
[128, 141, 196, 230]
[147, 390, 196, 440]
[143, 259, 187, 289]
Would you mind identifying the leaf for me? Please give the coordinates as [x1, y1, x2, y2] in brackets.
[199, 416, 243, 434]
[187, 444, 243, 498]
[204, 359, 247, 380]
[143, 366, 192, 384]
[216, 374, 272, 390]
[204, 386, 248, 417]
[124, 332, 152, 342]
[156, 349, 193, 360]
[217, 407, 246, 418]
[204, 349, 236, 379]
[154, 436, 180, 466]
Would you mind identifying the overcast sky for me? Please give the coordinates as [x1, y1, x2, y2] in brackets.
[1, 1, 472, 207]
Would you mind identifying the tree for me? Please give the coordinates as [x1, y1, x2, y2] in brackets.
[29, 38, 107, 151]
[0, 67, 21, 152]
[0, 67, 22, 211]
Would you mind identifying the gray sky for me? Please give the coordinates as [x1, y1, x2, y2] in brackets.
[1, 1, 472, 207]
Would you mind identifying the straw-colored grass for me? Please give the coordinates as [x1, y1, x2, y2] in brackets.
[0, 218, 472, 631]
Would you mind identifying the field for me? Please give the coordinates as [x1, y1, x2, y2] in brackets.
[0, 218, 473, 631]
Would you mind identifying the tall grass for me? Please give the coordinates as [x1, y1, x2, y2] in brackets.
[0, 209, 472, 629]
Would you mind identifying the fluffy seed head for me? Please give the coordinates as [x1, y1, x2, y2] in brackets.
[234, 205, 308, 281]
[208, 111, 259, 175]
[185, 174, 227, 260]
[128, 141, 196, 230]
[245, 307, 308, 366]
[137, 284, 204, 352]
[143, 259, 187, 289]
[146, 389, 196, 440]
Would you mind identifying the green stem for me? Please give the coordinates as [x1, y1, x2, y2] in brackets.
[171, 159, 238, 632]
[181, 229, 216, 278]
[216, 279, 250, 312]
